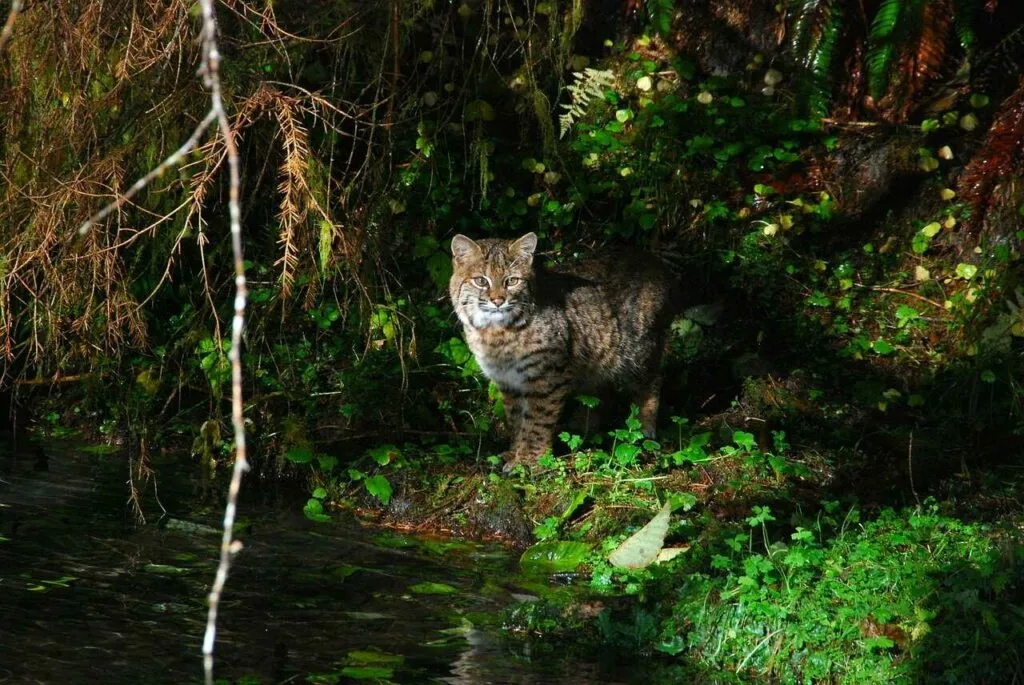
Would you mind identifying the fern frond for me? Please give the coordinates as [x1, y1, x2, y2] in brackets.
[906, 0, 952, 104]
[957, 79, 1024, 216]
[915, 0, 951, 80]
[559, 68, 616, 138]
[866, 0, 904, 99]
[789, 0, 836, 67]
[791, 0, 843, 117]
[975, 24, 1024, 91]
[274, 99, 312, 299]
[952, 0, 979, 51]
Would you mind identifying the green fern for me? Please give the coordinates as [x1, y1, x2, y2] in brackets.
[952, 0, 980, 50]
[558, 68, 616, 138]
[788, 0, 843, 117]
[866, 0, 905, 100]
[646, 0, 674, 37]
[789, 0, 836, 61]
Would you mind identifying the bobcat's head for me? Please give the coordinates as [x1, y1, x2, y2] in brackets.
[449, 232, 537, 330]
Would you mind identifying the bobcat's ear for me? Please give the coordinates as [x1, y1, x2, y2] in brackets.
[511, 232, 538, 260]
[451, 234, 481, 263]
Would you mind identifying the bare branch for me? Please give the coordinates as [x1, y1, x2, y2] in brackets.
[0, 0, 23, 54]
[77, 1, 248, 681]
[196, 1, 248, 684]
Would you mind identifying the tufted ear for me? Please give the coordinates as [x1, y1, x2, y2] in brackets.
[450, 234, 481, 263]
[510, 232, 538, 260]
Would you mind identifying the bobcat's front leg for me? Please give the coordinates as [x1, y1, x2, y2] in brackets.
[503, 382, 571, 472]
[501, 389, 525, 443]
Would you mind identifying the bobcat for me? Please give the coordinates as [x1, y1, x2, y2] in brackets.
[449, 232, 675, 471]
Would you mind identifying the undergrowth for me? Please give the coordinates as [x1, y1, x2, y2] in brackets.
[4, 2, 1024, 683]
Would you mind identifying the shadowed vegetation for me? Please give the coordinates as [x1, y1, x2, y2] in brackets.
[1, 1, 1022, 682]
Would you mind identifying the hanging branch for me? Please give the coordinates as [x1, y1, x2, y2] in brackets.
[195, 0, 247, 684]
[0, 0, 22, 53]
[76, 1, 247, 683]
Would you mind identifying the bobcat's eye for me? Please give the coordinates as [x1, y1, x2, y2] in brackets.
[471, 276, 490, 288]
[505, 276, 522, 287]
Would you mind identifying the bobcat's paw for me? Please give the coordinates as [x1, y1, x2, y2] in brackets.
[501, 450, 542, 474]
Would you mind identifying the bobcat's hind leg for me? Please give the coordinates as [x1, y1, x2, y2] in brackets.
[635, 374, 662, 440]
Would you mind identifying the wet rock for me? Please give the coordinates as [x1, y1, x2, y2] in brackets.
[467, 479, 532, 544]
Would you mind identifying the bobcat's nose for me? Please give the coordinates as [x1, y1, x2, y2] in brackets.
[490, 296, 505, 307]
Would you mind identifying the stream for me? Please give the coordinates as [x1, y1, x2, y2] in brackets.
[0, 439, 667, 685]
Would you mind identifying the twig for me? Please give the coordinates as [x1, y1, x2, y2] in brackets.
[854, 284, 946, 311]
[820, 118, 897, 130]
[78, 108, 218, 235]
[0, 0, 23, 54]
[15, 373, 102, 385]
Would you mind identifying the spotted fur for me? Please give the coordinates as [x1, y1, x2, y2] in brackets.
[449, 232, 675, 471]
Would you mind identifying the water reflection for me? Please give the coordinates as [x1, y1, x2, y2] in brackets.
[0, 441, 659, 684]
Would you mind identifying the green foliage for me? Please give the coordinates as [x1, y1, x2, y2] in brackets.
[662, 504, 1024, 682]
[303, 487, 330, 523]
[8, 5, 1024, 681]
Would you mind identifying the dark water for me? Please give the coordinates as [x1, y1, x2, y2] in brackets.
[0, 441, 663, 685]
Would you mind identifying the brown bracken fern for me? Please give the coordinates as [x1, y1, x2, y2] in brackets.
[957, 78, 1024, 225]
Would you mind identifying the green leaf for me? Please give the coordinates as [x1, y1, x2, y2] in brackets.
[896, 305, 920, 327]
[408, 581, 458, 595]
[954, 0, 977, 49]
[955, 263, 977, 280]
[733, 431, 757, 450]
[284, 444, 314, 464]
[303, 498, 330, 522]
[520, 541, 593, 573]
[368, 444, 399, 466]
[912, 233, 932, 254]
[318, 220, 334, 274]
[464, 99, 495, 122]
[345, 650, 404, 666]
[364, 475, 392, 506]
[872, 339, 895, 355]
[560, 490, 589, 521]
[668, 491, 698, 512]
[807, 292, 831, 307]
[426, 252, 453, 288]
[143, 563, 189, 576]
[341, 666, 395, 680]
[614, 443, 642, 465]
[863, 636, 895, 651]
